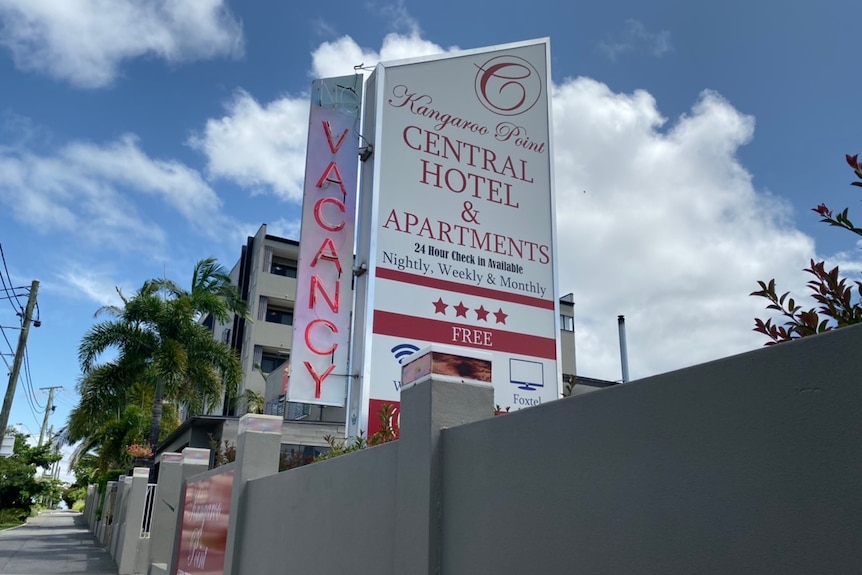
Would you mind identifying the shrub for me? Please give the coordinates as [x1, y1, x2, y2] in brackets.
[752, 154, 862, 342]
[0, 508, 27, 528]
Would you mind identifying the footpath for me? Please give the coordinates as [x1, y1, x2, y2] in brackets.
[0, 510, 118, 575]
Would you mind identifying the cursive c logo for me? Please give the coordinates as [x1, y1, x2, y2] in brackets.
[474, 55, 542, 116]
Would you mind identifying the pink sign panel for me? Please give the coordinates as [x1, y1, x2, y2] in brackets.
[288, 75, 363, 406]
[174, 469, 234, 575]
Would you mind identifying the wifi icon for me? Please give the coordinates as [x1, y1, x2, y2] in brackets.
[391, 343, 420, 365]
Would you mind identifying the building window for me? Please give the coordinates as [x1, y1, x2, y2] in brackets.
[270, 257, 298, 278]
[266, 306, 294, 326]
[560, 314, 574, 332]
[260, 353, 288, 374]
[287, 402, 312, 421]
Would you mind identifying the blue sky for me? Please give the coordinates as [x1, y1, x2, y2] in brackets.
[0, 0, 858, 476]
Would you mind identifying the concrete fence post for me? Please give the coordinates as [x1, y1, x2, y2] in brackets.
[109, 476, 129, 559]
[116, 468, 150, 575]
[148, 448, 210, 575]
[88, 485, 99, 530]
[96, 480, 118, 545]
[223, 414, 283, 575]
[392, 348, 495, 575]
[147, 452, 183, 575]
[84, 484, 96, 530]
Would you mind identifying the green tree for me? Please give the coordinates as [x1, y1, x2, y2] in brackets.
[752, 154, 862, 342]
[75, 258, 245, 453]
[238, 389, 266, 414]
[69, 452, 99, 487]
[0, 434, 61, 517]
[67, 375, 175, 471]
[61, 485, 87, 510]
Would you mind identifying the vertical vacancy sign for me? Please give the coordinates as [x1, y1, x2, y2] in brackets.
[351, 39, 561, 436]
[289, 76, 362, 406]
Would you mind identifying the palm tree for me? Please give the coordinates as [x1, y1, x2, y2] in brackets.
[66, 375, 178, 471]
[76, 257, 245, 452]
[238, 389, 266, 414]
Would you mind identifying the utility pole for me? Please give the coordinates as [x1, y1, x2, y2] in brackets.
[38, 386, 62, 446]
[0, 280, 39, 442]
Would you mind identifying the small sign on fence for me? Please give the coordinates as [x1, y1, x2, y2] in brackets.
[174, 469, 234, 575]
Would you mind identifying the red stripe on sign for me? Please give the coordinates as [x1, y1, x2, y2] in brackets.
[373, 310, 557, 360]
[375, 267, 554, 310]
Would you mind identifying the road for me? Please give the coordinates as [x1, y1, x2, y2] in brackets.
[0, 510, 118, 575]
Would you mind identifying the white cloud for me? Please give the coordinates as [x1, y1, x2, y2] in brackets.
[265, 218, 302, 241]
[56, 268, 131, 308]
[599, 19, 671, 61]
[0, 135, 226, 251]
[551, 78, 816, 379]
[188, 90, 310, 202]
[311, 31, 454, 79]
[310, 0, 452, 79]
[311, 35, 379, 79]
[0, 0, 243, 88]
[190, 32, 457, 201]
[63, 135, 222, 223]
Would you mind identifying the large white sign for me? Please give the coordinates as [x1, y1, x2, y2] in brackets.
[350, 40, 560, 436]
[289, 76, 362, 406]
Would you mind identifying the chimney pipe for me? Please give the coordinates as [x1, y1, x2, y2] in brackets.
[617, 315, 630, 383]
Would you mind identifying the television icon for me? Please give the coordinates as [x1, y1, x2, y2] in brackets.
[509, 358, 544, 391]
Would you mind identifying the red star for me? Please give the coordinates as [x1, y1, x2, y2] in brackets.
[433, 298, 448, 314]
[475, 305, 489, 321]
[454, 301, 469, 318]
[493, 307, 508, 324]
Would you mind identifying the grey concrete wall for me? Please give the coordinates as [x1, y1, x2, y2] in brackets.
[235, 441, 398, 574]
[440, 325, 862, 574]
[217, 325, 861, 574]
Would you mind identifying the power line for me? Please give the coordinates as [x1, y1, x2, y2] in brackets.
[0, 242, 41, 412]
[0, 324, 15, 365]
[53, 396, 77, 409]
[0, 279, 18, 313]
[0, 243, 24, 314]
[21, 383, 40, 424]
[18, 350, 42, 423]
[0, 291, 30, 301]
[0, 242, 29, 363]
[0, 324, 14, 352]
[23, 348, 45, 411]
[0, 279, 39, 440]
